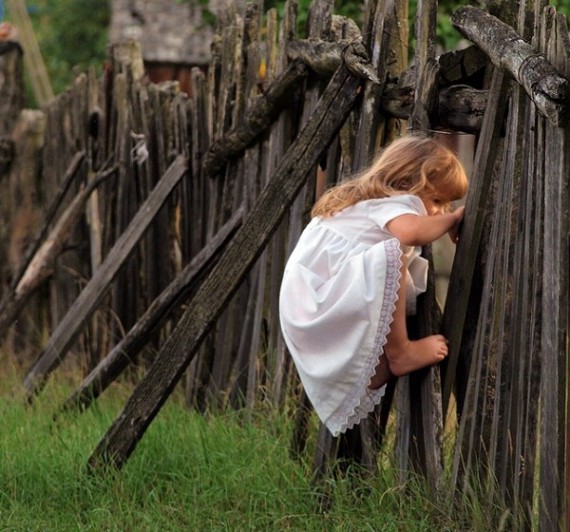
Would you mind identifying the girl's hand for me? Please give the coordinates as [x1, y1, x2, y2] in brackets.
[388, 206, 466, 247]
[448, 206, 465, 244]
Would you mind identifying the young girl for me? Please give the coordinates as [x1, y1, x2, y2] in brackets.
[279, 135, 468, 437]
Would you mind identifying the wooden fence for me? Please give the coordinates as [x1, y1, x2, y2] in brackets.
[1, 0, 569, 528]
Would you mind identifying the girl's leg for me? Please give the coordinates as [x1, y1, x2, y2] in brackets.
[369, 256, 448, 389]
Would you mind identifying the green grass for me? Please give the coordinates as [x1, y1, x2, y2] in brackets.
[0, 371, 474, 531]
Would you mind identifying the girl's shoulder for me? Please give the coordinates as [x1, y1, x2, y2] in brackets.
[359, 194, 425, 212]
[358, 194, 427, 229]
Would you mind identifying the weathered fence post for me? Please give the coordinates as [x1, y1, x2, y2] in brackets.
[0, 26, 48, 361]
[0, 36, 22, 177]
[0, 34, 24, 320]
[443, 4, 570, 529]
[23, 156, 188, 399]
[538, 9, 570, 531]
[87, 60, 364, 471]
[59, 209, 243, 414]
[398, 0, 444, 492]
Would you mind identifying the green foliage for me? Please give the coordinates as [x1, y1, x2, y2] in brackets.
[436, 0, 466, 51]
[266, 0, 570, 54]
[178, 0, 366, 36]
[6, 0, 109, 102]
[260, 0, 462, 53]
[556, 0, 570, 15]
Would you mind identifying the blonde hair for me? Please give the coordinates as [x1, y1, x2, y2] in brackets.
[312, 135, 469, 217]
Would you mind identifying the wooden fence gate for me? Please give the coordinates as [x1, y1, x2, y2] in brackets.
[1, 0, 569, 528]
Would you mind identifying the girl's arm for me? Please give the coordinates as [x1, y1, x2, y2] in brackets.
[386, 206, 465, 246]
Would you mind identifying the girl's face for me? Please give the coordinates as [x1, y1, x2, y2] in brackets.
[422, 197, 446, 216]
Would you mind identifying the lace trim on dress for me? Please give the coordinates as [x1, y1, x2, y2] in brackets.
[325, 238, 402, 436]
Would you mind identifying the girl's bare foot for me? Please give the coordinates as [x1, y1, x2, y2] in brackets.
[368, 256, 449, 390]
[385, 334, 448, 377]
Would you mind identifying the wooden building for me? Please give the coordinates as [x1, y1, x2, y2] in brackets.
[110, 0, 246, 94]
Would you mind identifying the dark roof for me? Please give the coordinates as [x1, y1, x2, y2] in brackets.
[110, 0, 245, 65]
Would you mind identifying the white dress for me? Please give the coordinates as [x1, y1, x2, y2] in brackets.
[279, 194, 428, 436]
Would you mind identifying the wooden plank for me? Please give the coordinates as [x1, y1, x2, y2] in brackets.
[518, 95, 543, 531]
[213, 5, 241, 142]
[2, 109, 48, 353]
[183, 64, 213, 407]
[7, 150, 85, 292]
[0, 39, 23, 136]
[353, 0, 400, 169]
[496, 0, 540, 507]
[402, 0, 443, 490]
[312, 421, 340, 504]
[205, 5, 261, 408]
[0, 166, 114, 341]
[450, 137, 510, 495]
[410, 0, 438, 132]
[0, 39, 23, 328]
[484, 98, 518, 506]
[109, 69, 136, 340]
[202, 59, 309, 180]
[86, 66, 104, 273]
[240, 11, 268, 410]
[84, 67, 106, 371]
[289, 0, 334, 474]
[395, 377, 411, 483]
[250, 10, 280, 406]
[22, 155, 188, 399]
[451, 6, 569, 126]
[227, 264, 259, 408]
[287, 0, 332, 249]
[499, 86, 536, 521]
[441, 69, 510, 417]
[87, 63, 363, 471]
[266, 1, 299, 408]
[59, 208, 242, 414]
[539, 9, 570, 531]
[450, 260, 496, 492]
[188, 66, 210, 258]
[39, 95, 81, 330]
[290, 390, 314, 458]
[362, 0, 409, 468]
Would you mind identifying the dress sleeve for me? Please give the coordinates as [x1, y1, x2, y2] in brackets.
[368, 194, 426, 230]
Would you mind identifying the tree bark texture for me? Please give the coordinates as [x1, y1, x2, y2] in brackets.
[289, 39, 488, 132]
[201, 59, 309, 179]
[452, 5, 569, 126]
